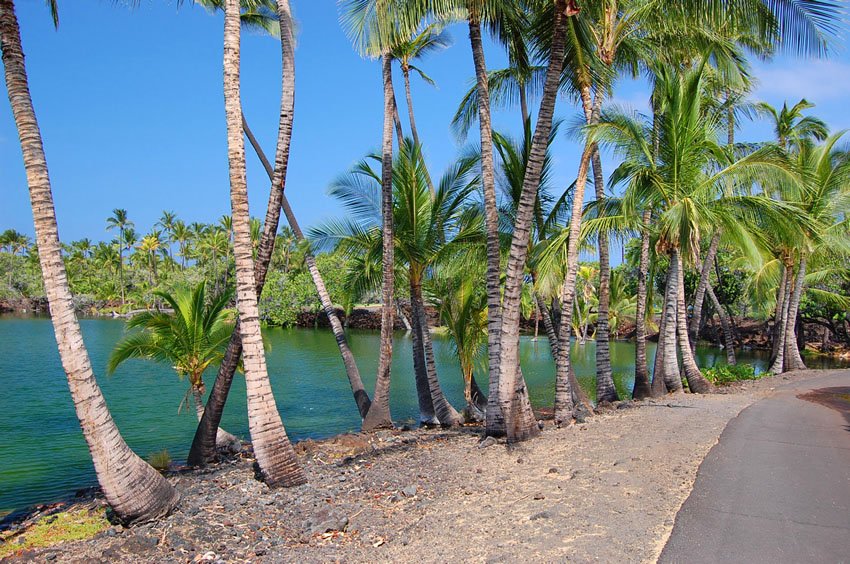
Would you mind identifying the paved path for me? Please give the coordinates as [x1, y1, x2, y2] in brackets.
[660, 370, 850, 563]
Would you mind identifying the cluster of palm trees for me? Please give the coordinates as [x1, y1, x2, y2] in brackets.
[2, 0, 847, 525]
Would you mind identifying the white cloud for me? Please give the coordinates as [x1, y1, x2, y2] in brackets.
[753, 60, 850, 104]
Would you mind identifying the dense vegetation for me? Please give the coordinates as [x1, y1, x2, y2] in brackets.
[2, 0, 849, 526]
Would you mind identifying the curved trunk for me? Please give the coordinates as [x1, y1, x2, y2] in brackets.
[675, 251, 714, 394]
[391, 92, 405, 149]
[499, 4, 568, 442]
[400, 65, 435, 194]
[362, 52, 397, 431]
[633, 210, 653, 399]
[396, 299, 413, 332]
[0, 0, 178, 523]
[411, 276, 461, 426]
[468, 19, 506, 437]
[408, 275, 439, 425]
[188, 0, 306, 466]
[706, 285, 737, 365]
[769, 264, 793, 375]
[689, 232, 721, 351]
[222, 0, 305, 487]
[656, 253, 682, 393]
[783, 257, 807, 372]
[191, 386, 240, 452]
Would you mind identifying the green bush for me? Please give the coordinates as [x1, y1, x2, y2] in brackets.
[703, 363, 759, 384]
[146, 449, 172, 472]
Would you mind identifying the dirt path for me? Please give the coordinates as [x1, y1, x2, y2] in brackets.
[4, 371, 830, 563]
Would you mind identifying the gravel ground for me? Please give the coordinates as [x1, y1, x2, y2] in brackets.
[3, 369, 832, 564]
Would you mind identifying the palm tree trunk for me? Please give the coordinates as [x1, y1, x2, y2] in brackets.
[0, 0, 178, 523]
[392, 91, 405, 149]
[395, 299, 413, 332]
[633, 210, 653, 399]
[675, 251, 714, 393]
[241, 116, 371, 418]
[408, 275, 439, 425]
[689, 231, 721, 351]
[769, 264, 793, 374]
[188, 0, 310, 466]
[362, 51, 397, 431]
[554, 146, 592, 423]
[770, 265, 788, 364]
[191, 385, 240, 451]
[783, 256, 807, 372]
[411, 276, 461, 426]
[655, 254, 682, 393]
[498, 3, 569, 442]
[468, 17, 506, 437]
[222, 0, 305, 487]
[591, 149, 617, 403]
[537, 295, 593, 413]
[706, 285, 736, 365]
[401, 66, 436, 194]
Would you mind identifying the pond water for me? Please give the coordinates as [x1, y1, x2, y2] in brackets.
[0, 316, 845, 514]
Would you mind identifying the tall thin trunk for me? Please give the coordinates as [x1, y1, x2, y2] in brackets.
[222, 0, 305, 487]
[689, 231, 721, 351]
[468, 18, 505, 437]
[519, 84, 529, 128]
[537, 295, 592, 413]
[656, 254, 682, 393]
[241, 116, 371, 418]
[770, 263, 789, 364]
[188, 0, 304, 466]
[783, 256, 807, 372]
[591, 147, 617, 403]
[675, 251, 714, 393]
[392, 91, 405, 150]
[498, 3, 568, 442]
[769, 263, 793, 374]
[399, 65, 436, 194]
[396, 299, 413, 332]
[411, 275, 461, 426]
[706, 285, 736, 365]
[409, 275, 439, 424]
[362, 52, 396, 431]
[0, 0, 178, 523]
[633, 210, 652, 399]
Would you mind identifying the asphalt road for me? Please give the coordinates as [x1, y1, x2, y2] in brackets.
[659, 370, 850, 563]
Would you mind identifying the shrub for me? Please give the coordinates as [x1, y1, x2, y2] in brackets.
[703, 363, 759, 384]
[146, 449, 172, 472]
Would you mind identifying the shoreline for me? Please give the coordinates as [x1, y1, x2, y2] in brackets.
[2, 369, 840, 562]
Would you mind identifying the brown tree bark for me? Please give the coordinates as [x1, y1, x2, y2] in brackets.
[222, 0, 305, 486]
[689, 231, 721, 350]
[0, 0, 179, 523]
[675, 251, 714, 393]
[632, 210, 653, 399]
[706, 284, 737, 365]
[362, 51, 397, 431]
[783, 257, 808, 372]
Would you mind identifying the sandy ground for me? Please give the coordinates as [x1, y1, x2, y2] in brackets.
[2, 370, 832, 564]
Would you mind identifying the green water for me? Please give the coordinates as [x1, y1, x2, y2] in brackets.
[0, 316, 845, 514]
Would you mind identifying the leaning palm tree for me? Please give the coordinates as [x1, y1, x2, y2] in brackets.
[0, 0, 178, 523]
[108, 283, 241, 452]
[220, 0, 305, 486]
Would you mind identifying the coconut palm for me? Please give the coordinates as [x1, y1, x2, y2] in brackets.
[106, 208, 133, 306]
[220, 0, 305, 486]
[390, 22, 450, 153]
[314, 139, 481, 427]
[108, 282, 241, 452]
[0, 0, 177, 523]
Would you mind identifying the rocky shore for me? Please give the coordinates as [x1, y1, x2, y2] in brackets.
[3, 369, 836, 563]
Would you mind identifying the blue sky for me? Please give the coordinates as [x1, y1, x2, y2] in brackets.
[2, 2, 848, 253]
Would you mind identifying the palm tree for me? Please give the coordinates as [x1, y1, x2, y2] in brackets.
[189, 0, 319, 468]
[220, 0, 305, 486]
[593, 61, 799, 394]
[339, 0, 420, 431]
[172, 220, 193, 269]
[106, 208, 133, 306]
[137, 231, 162, 286]
[315, 139, 479, 427]
[390, 22, 450, 155]
[0, 0, 177, 523]
[108, 283, 241, 452]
